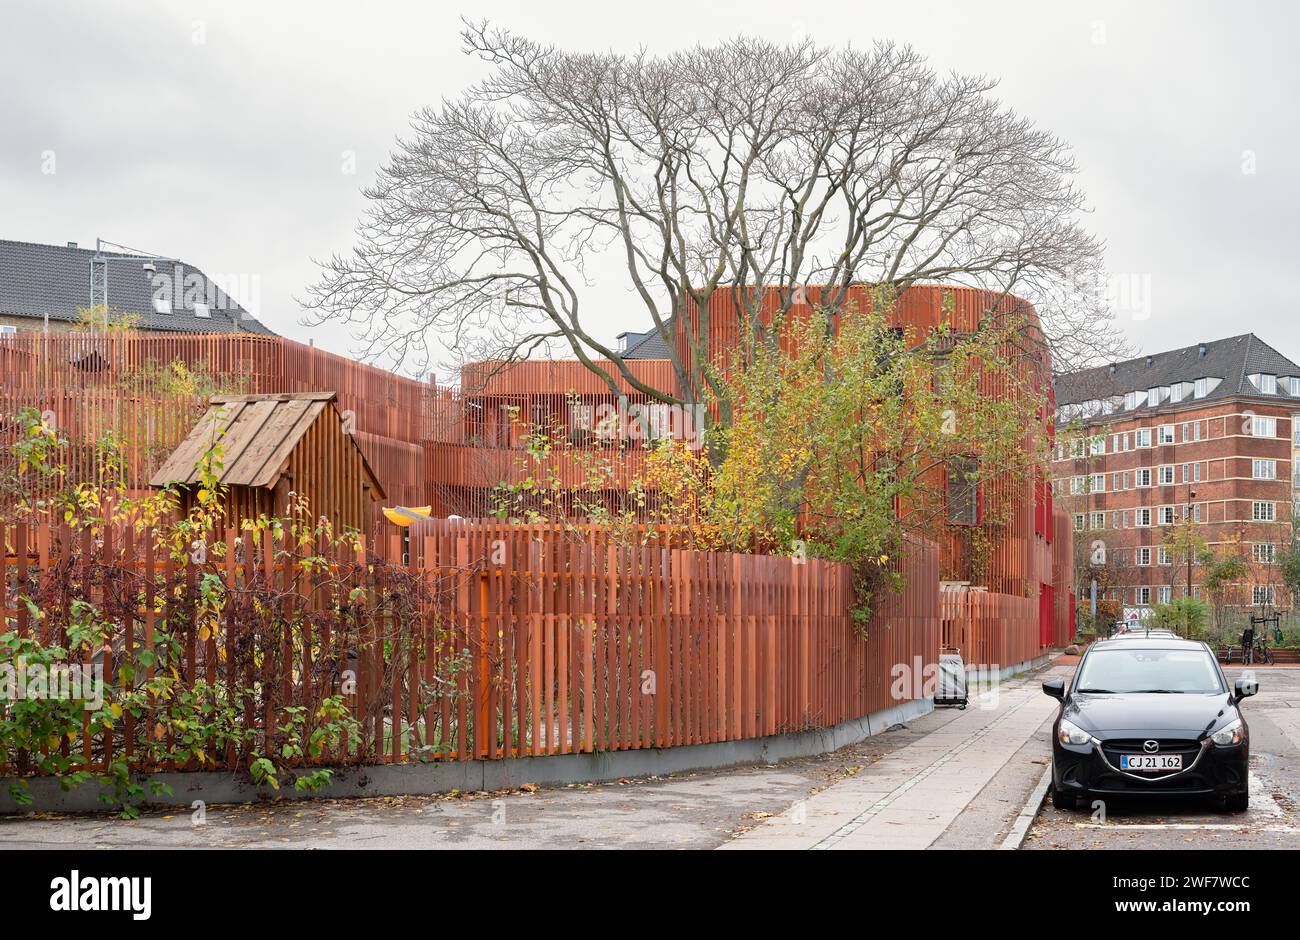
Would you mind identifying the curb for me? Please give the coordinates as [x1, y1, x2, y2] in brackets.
[999, 763, 1053, 850]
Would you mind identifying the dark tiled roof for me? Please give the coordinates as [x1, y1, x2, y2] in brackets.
[1054, 334, 1300, 410]
[618, 323, 673, 359]
[0, 239, 275, 334]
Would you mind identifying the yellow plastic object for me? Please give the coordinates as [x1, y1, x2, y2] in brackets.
[382, 506, 433, 526]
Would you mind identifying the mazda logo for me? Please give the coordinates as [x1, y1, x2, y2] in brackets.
[1143, 740, 1159, 754]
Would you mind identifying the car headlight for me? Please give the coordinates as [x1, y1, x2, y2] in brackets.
[1211, 718, 1245, 747]
[1057, 718, 1092, 746]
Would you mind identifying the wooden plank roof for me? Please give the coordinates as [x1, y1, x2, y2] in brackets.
[149, 391, 382, 494]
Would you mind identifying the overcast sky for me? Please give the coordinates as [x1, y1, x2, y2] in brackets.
[3, 1, 1297, 377]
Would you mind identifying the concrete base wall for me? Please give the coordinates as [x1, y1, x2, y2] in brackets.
[0, 697, 933, 815]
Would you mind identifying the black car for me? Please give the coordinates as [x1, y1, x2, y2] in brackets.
[1043, 636, 1255, 812]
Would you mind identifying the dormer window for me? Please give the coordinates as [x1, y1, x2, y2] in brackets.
[1124, 390, 1147, 410]
[1193, 377, 1220, 398]
[1147, 387, 1162, 406]
[194, 302, 210, 319]
[1258, 374, 1277, 394]
[1169, 383, 1184, 403]
[153, 298, 170, 315]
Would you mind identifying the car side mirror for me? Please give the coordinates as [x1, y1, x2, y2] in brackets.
[1042, 677, 1065, 700]
[1234, 677, 1257, 702]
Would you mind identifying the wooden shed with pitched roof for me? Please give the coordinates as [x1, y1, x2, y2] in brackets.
[150, 391, 384, 532]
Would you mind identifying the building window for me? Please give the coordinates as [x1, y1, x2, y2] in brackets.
[1074, 513, 1085, 532]
[0, 325, 16, 335]
[1181, 462, 1202, 483]
[1157, 585, 1172, 604]
[1254, 543, 1276, 564]
[1258, 374, 1278, 394]
[1135, 507, 1152, 527]
[1170, 384, 1184, 403]
[1251, 416, 1277, 437]
[1091, 473, 1105, 492]
[1136, 587, 1152, 605]
[1181, 421, 1202, 442]
[1069, 476, 1084, 495]
[1135, 428, 1152, 447]
[1136, 468, 1152, 487]
[1136, 547, 1152, 566]
[946, 457, 980, 525]
[1253, 501, 1276, 522]
[1091, 512, 1106, 530]
[1090, 437, 1105, 456]
[1253, 458, 1276, 480]
[1158, 425, 1175, 444]
[1253, 585, 1275, 606]
[1194, 378, 1209, 398]
[1158, 547, 1172, 566]
[1157, 465, 1174, 484]
[1157, 505, 1175, 525]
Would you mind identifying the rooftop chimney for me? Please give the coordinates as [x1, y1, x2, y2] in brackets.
[66, 241, 77, 249]
[1145, 356, 1153, 367]
[1198, 343, 1207, 357]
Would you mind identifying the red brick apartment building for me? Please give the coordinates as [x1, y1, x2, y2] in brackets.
[1053, 334, 1299, 616]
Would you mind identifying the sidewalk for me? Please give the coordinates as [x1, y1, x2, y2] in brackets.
[721, 671, 1061, 850]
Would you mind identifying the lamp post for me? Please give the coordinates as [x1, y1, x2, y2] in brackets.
[1185, 486, 1198, 636]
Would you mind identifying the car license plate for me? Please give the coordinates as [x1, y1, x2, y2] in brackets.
[1120, 754, 1182, 771]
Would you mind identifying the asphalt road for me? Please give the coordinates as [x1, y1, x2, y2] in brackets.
[1025, 666, 1300, 850]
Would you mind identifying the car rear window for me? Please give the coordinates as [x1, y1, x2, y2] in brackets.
[1075, 647, 1223, 694]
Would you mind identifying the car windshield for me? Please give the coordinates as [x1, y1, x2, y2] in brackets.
[1075, 647, 1223, 694]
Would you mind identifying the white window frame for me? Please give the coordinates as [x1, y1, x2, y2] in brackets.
[1253, 458, 1276, 480]
[1251, 416, 1277, 437]
[1253, 501, 1276, 522]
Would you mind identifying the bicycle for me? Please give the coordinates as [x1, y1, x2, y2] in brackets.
[1252, 638, 1274, 665]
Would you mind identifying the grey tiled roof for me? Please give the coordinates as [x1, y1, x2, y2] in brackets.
[618, 323, 673, 359]
[0, 239, 274, 334]
[1054, 333, 1300, 410]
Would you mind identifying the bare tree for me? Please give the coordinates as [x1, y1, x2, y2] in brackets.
[306, 21, 1119, 405]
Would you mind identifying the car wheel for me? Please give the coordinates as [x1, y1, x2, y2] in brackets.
[1223, 791, 1249, 813]
[1050, 783, 1078, 811]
